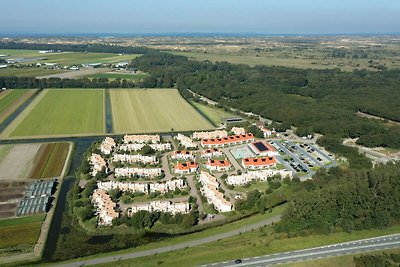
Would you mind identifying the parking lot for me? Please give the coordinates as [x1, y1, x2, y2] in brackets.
[270, 140, 336, 179]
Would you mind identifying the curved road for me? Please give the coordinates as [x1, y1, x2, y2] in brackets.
[54, 215, 281, 267]
[206, 233, 400, 267]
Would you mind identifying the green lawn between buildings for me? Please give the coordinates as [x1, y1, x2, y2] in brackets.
[190, 101, 235, 126]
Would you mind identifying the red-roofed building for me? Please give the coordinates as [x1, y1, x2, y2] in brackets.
[242, 157, 277, 170]
[201, 148, 223, 158]
[171, 150, 195, 161]
[174, 161, 198, 174]
[205, 159, 231, 172]
[200, 133, 255, 148]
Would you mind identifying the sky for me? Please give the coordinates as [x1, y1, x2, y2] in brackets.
[1, 0, 399, 35]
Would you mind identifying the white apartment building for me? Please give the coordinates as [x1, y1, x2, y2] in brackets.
[128, 200, 190, 215]
[89, 153, 107, 177]
[198, 171, 233, 212]
[114, 167, 162, 178]
[171, 150, 195, 161]
[100, 137, 116, 155]
[123, 134, 160, 144]
[118, 143, 171, 152]
[97, 181, 148, 194]
[113, 153, 158, 165]
[226, 169, 293, 186]
[192, 130, 228, 140]
[176, 133, 197, 148]
[91, 189, 119, 226]
[201, 148, 223, 158]
[231, 127, 246, 135]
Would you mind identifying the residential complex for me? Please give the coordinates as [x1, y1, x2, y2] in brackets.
[176, 133, 197, 148]
[89, 153, 107, 176]
[205, 159, 231, 172]
[200, 133, 255, 148]
[118, 142, 171, 152]
[175, 161, 198, 174]
[100, 137, 116, 155]
[201, 148, 223, 158]
[231, 127, 246, 135]
[97, 179, 186, 194]
[123, 134, 160, 144]
[171, 150, 195, 161]
[242, 156, 277, 170]
[112, 153, 158, 165]
[128, 200, 190, 215]
[92, 189, 119, 226]
[226, 169, 293, 186]
[114, 167, 162, 178]
[198, 171, 233, 212]
[192, 130, 228, 140]
[249, 141, 279, 157]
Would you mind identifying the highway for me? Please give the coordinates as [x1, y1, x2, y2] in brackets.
[204, 233, 400, 267]
[53, 215, 281, 267]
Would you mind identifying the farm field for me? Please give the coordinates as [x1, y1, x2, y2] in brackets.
[0, 67, 65, 77]
[110, 89, 214, 133]
[190, 101, 235, 125]
[0, 89, 36, 123]
[0, 144, 41, 181]
[29, 143, 70, 179]
[0, 214, 45, 256]
[2, 89, 105, 138]
[0, 49, 139, 65]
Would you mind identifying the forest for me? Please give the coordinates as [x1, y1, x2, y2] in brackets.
[275, 162, 400, 234]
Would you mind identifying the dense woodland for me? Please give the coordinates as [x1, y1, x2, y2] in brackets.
[276, 162, 400, 234]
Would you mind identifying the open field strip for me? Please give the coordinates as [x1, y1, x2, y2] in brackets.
[29, 143, 70, 179]
[110, 89, 214, 133]
[1, 89, 105, 138]
[86, 72, 150, 81]
[0, 214, 45, 257]
[0, 89, 12, 100]
[190, 101, 235, 125]
[0, 89, 36, 123]
[0, 143, 42, 181]
[0, 68, 65, 77]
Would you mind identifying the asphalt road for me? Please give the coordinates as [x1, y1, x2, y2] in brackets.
[205, 233, 400, 267]
[53, 215, 281, 267]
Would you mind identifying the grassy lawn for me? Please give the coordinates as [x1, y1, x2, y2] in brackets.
[233, 181, 270, 193]
[93, 223, 400, 267]
[29, 143, 70, 178]
[0, 214, 45, 256]
[3, 89, 105, 138]
[110, 89, 214, 133]
[87, 72, 149, 81]
[0, 68, 65, 77]
[190, 101, 235, 125]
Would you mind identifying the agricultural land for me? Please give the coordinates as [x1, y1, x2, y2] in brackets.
[0, 89, 36, 123]
[2, 89, 105, 138]
[110, 88, 214, 133]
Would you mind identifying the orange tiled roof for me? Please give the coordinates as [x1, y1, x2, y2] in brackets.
[242, 156, 277, 166]
[175, 161, 198, 171]
[206, 159, 231, 167]
[201, 133, 254, 145]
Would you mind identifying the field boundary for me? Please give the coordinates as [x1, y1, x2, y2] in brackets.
[0, 90, 36, 123]
[0, 89, 48, 138]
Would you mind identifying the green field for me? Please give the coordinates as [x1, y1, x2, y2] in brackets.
[0, 49, 139, 66]
[3, 89, 105, 138]
[110, 89, 214, 133]
[190, 101, 235, 125]
[0, 68, 65, 77]
[0, 89, 36, 123]
[86, 72, 149, 81]
[0, 214, 45, 255]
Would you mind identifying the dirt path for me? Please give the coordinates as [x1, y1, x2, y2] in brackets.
[36, 68, 111, 79]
